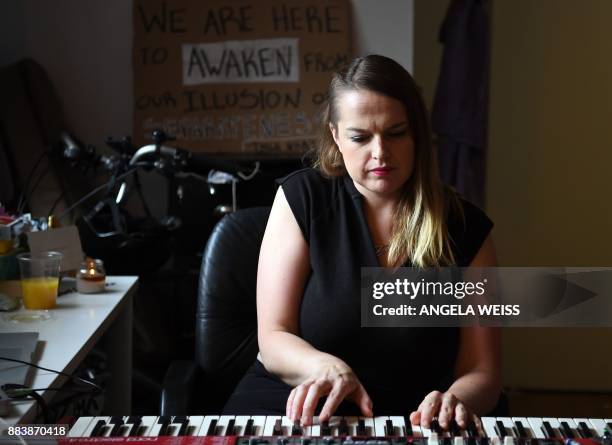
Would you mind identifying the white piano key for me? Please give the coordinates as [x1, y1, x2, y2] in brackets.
[497, 418, 517, 438]
[281, 416, 297, 435]
[420, 422, 433, 438]
[542, 417, 562, 438]
[309, 416, 321, 436]
[249, 415, 267, 436]
[511, 417, 534, 439]
[81, 416, 111, 437]
[327, 416, 343, 436]
[588, 419, 607, 437]
[572, 418, 595, 438]
[557, 418, 579, 438]
[454, 437, 465, 445]
[503, 437, 516, 445]
[526, 418, 546, 439]
[344, 416, 359, 436]
[215, 415, 236, 436]
[374, 416, 390, 436]
[263, 415, 282, 436]
[231, 415, 252, 436]
[355, 417, 375, 437]
[68, 417, 95, 437]
[181, 416, 205, 436]
[481, 417, 498, 438]
[198, 415, 220, 436]
[389, 416, 410, 436]
[148, 416, 176, 437]
[135, 416, 159, 436]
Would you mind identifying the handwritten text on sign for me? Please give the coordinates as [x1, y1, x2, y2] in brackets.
[183, 38, 299, 85]
[133, 0, 351, 155]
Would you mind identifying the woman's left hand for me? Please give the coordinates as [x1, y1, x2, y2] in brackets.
[409, 390, 478, 430]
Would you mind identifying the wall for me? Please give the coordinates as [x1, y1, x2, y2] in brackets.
[487, 0, 612, 391]
[1, 0, 413, 151]
[415, 0, 612, 392]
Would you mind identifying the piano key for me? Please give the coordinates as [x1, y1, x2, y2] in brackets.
[466, 421, 479, 438]
[421, 421, 433, 438]
[374, 416, 390, 436]
[454, 437, 466, 445]
[389, 416, 413, 437]
[511, 418, 533, 439]
[496, 418, 517, 438]
[281, 416, 297, 435]
[557, 418, 577, 439]
[541, 418, 562, 438]
[605, 419, 612, 436]
[68, 417, 95, 437]
[586, 418, 606, 437]
[184, 416, 206, 436]
[525, 418, 546, 439]
[494, 420, 507, 438]
[320, 419, 332, 436]
[82, 416, 110, 437]
[481, 417, 498, 438]
[215, 415, 236, 436]
[250, 416, 267, 436]
[573, 418, 594, 438]
[108, 416, 125, 437]
[125, 416, 143, 437]
[292, 420, 303, 436]
[137, 416, 159, 436]
[199, 416, 220, 436]
[337, 418, 349, 436]
[431, 419, 443, 435]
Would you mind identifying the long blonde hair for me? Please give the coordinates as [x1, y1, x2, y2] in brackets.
[314, 55, 460, 267]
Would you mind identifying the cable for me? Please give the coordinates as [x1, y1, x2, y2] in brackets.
[237, 161, 260, 181]
[56, 167, 138, 221]
[16, 150, 48, 213]
[0, 356, 102, 393]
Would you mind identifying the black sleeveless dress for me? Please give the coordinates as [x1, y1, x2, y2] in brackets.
[222, 168, 493, 415]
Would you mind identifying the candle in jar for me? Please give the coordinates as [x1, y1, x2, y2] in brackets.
[76, 259, 106, 293]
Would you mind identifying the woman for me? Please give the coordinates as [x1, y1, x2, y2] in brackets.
[223, 55, 500, 431]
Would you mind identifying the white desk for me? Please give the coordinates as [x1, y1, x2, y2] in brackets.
[0, 275, 138, 424]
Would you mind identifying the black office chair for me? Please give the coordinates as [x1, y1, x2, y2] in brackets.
[160, 206, 271, 415]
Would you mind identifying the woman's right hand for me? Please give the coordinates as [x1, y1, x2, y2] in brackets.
[286, 356, 373, 425]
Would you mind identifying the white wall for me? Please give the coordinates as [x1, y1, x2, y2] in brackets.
[1, 0, 413, 149]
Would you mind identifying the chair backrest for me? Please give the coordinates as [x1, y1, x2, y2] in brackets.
[195, 206, 271, 410]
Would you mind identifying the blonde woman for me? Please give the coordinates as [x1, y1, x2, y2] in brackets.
[223, 55, 500, 431]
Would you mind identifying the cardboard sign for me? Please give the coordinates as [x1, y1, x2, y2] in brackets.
[27, 226, 83, 272]
[133, 0, 351, 156]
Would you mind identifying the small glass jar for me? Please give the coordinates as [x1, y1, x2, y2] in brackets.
[76, 258, 106, 294]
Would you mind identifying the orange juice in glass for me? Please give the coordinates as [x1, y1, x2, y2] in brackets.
[17, 251, 63, 310]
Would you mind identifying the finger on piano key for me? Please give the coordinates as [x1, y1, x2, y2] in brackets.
[199, 415, 220, 436]
[541, 417, 562, 438]
[526, 418, 547, 439]
[308, 416, 321, 436]
[556, 418, 578, 439]
[281, 416, 296, 435]
[374, 416, 390, 436]
[68, 417, 95, 437]
[572, 418, 595, 438]
[481, 417, 499, 438]
[420, 420, 434, 438]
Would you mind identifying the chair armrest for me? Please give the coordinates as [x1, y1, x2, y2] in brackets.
[160, 360, 201, 415]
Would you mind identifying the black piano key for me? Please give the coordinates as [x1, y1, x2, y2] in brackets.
[402, 417, 413, 436]
[478, 438, 490, 445]
[386, 419, 395, 436]
[577, 422, 592, 438]
[273, 419, 283, 436]
[559, 422, 574, 439]
[339, 419, 349, 436]
[431, 419, 442, 435]
[226, 419, 236, 436]
[91, 419, 106, 437]
[109, 417, 124, 437]
[244, 419, 255, 436]
[158, 416, 171, 436]
[207, 419, 218, 436]
[495, 421, 507, 438]
[176, 417, 190, 436]
[357, 419, 367, 436]
[127, 418, 142, 437]
[606, 423, 612, 437]
[292, 421, 303, 436]
[541, 421, 556, 439]
[513, 421, 527, 439]
[443, 438, 452, 445]
[467, 438, 477, 445]
[450, 420, 461, 437]
[321, 420, 331, 436]
[467, 421, 479, 438]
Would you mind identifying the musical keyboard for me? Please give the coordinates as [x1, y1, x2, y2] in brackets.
[59, 415, 612, 445]
[2, 416, 610, 445]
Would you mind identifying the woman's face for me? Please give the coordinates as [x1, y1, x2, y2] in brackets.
[330, 89, 415, 202]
